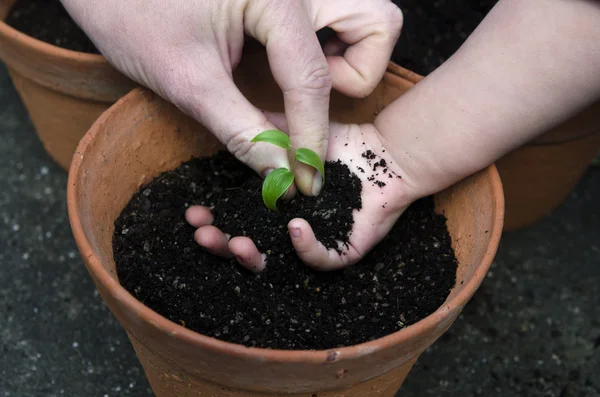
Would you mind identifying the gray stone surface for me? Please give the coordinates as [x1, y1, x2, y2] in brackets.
[0, 61, 599, 397]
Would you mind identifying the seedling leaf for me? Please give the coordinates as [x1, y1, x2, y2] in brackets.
[250, 130, 292, 151]
[295, 148, 325, 181]
[262, 168, 295, 210]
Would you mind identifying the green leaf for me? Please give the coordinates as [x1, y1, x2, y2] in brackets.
[295, 148, 325, 181]
[250, 130, 292, 151]
[262, 168, 295, 210]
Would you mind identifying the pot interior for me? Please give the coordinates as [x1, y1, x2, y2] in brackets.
[70, 50, 502, 344]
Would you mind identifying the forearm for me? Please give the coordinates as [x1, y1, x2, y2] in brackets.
[376, 0, 600, 197]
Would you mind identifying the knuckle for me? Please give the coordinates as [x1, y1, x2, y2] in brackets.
[383, 4, 404, 37]
[344, 69, 380, 98]
[226, 130, 287, 174]
[293, 63, 333, 98]
[226, 133, 256, 164]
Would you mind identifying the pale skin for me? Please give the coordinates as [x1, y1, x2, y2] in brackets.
[60, 0, 404, 196]
[188, 0, 600, 272]
[62, 0, 600, 272]
[186, 115, 414, 272]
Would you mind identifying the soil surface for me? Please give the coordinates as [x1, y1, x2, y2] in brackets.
[113, 151, 457, 350]
[391, 0, 499, 75]
[5, 0, 100, 54]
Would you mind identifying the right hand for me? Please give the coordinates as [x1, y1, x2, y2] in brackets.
[62, 0, 404, 196]
[185, 115, 423, 273]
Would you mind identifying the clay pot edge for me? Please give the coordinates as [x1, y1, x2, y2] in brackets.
[0, 17, 107, 66]
[66, 85, 504, 365]
[385, 62, 424, 85]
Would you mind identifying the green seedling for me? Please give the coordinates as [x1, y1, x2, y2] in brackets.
[251, 130, 325, 210]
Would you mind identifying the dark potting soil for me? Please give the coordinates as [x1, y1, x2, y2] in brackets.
[391, 0, 499, 75]
[5, 0, 100, 54]
[113, 151, 458, 350]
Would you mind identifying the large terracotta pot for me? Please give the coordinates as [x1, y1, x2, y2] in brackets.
[0, 0, 136, 171]
[495, 104, 600, 231]
[390, 64, 600, 231]
[67, 49, 504, 396]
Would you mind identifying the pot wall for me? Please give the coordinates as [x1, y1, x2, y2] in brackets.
[0, 0, 135, 170]
[128, 332, 419, 397]
[497, 102, 600, 230]
[67, 49, 504, 396]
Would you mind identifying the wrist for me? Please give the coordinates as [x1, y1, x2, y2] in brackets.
[373, 86, 473, 200]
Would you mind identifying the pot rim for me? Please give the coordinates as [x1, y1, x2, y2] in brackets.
[0, 18, 107, 65]
[385, 62, 424, 85]
[67, 86, 504, 364]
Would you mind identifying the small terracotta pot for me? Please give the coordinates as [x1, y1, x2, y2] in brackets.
[391, 64, 600, 232]
[0, 0, 136, 171]
[67, 49, 504, 397]
[496, 102, 600, 231]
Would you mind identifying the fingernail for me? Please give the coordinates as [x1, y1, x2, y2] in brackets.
[290, 227, 301, 238]
[311, 171, 323, 196]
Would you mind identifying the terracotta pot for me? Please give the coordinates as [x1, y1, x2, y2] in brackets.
[389, 63, 600, 232]
[67, 49, 504, 397]
[496, 102, 600, 231]
[0, 0, 136, 171]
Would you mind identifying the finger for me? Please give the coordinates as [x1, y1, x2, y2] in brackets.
[156, 53, 293, 181]
[261, 111, 289, 132]
[251, 2, 331, 196]
[263, 114, 351, 161]
[288, 218, 359, 271]
[315, 2, 404, 97]
[185, 206, 214, 228]
[229, 237, 267, 273]
[194, 226, 234, 258]
[260, 112, 319, 201]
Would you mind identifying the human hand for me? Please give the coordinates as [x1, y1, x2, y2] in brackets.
[61, 0, 403, 195]
[185, 113, 422, 272]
